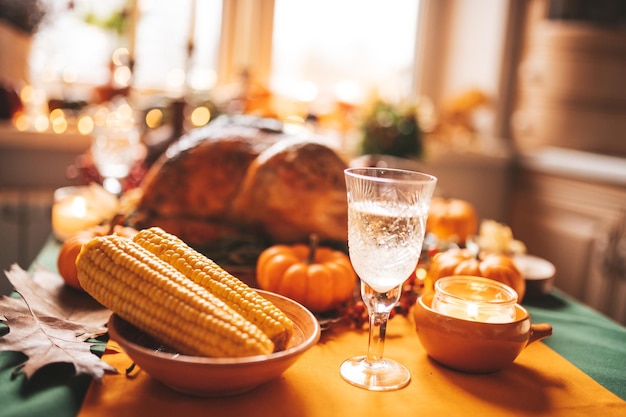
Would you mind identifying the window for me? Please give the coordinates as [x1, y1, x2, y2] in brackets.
[134, 0, 222, 92]
[29, 0, 419, 103]
[29, 0, 222, 99]
[19, 0, 437, 138]
[270, 0, 421, 109]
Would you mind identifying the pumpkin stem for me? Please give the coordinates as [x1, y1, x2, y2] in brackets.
[307, 234, 319, 264]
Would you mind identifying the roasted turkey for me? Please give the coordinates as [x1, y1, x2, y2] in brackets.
[128, 115, 349, 263]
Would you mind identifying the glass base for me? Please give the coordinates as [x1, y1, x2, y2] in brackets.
[340, 355, 411, 391]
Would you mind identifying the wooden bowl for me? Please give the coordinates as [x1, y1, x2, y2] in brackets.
[413, 291, 552, 373]
[108, 290, 321, 396]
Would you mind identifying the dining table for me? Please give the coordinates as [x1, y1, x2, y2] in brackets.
[1, 236, 625, 417]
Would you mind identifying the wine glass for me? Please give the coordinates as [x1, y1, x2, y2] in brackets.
[91, 99, 144, 195]
[340, 167, 437, 391]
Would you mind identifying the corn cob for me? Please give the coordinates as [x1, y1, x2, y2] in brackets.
[132, 227, 294, 351]
[76, 235, 275, 357]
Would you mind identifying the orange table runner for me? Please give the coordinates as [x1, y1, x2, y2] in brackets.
[79, 316, 625, 417]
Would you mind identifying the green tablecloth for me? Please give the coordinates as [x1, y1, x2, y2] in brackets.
[524, 290, 626, 400]
[1, 238, 625, 417]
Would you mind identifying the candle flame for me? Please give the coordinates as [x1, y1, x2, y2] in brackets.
[467, 303, 479, 321]
[71, 196, 87, 218]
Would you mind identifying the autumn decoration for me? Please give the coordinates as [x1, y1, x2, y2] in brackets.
[256, 235, 357, 313]
[426, 248, 526, 301]
[426, 197, 478, 245]
[57, 223, 137, 290]
[0, 265, 113, 379]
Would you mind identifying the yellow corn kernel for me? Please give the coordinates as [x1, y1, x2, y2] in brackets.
[133, 227, 294, 351]
[76, 235, 274, 357]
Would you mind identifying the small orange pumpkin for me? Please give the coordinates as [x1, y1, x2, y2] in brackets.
[426, 248, 526, 301]
[256, 236, 357, 312]
[57, 223, 137, 290]
[427, 197, 478, 245]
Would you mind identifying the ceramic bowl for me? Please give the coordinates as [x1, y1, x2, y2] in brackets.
[413, 291, 552, 373]
[108, 290, 321, 397]
[513, 254, 556, 299]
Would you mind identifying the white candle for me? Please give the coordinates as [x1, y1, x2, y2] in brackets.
[51, 184, 119, 241]
[52, 195, 101, 241]
[431, 276, 518, 323]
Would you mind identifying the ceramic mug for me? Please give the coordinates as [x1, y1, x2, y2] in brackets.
[413, 291, 552, 373]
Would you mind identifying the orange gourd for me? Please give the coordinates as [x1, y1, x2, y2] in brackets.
[256, 236, 357, 312]
[427, 197, 478, 245]
[57, 223, 137, 290]
[426, 248, 526, 301]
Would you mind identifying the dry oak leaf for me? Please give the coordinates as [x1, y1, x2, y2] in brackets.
[0, 264, 117, 380]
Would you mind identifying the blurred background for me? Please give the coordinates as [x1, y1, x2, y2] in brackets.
[0, 0, 625, 324]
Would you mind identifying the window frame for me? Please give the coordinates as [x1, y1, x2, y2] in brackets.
[218, 0, 275, 86]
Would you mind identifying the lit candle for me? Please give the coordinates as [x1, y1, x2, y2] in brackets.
[431, 276, 518, 323]
[51, 185, 119, 241]
[52, 195, 101, 241]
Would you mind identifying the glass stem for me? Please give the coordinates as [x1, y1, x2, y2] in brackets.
[366, 311, 389, 365]
[361, 282, 402, 367]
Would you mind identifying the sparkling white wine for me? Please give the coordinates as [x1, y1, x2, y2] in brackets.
[348, 201, 426, 293]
